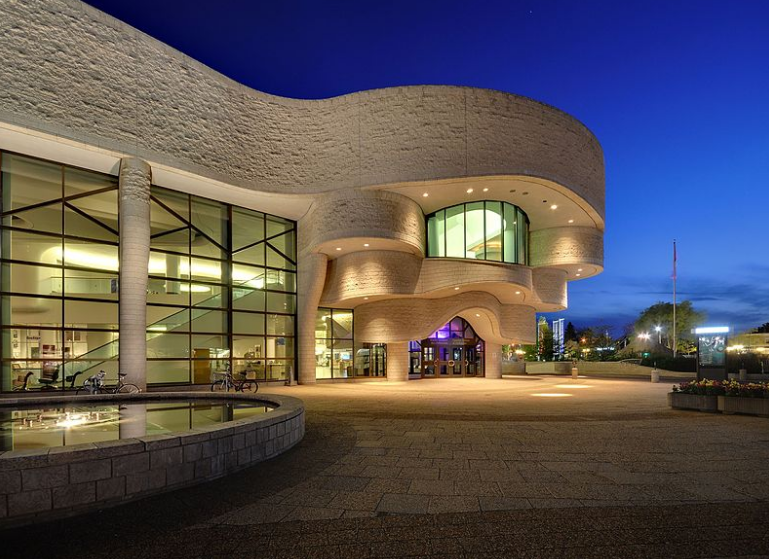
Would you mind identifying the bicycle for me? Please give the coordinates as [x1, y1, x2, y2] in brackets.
[76, 371, 141, 395]
[210, 367, 258, 393]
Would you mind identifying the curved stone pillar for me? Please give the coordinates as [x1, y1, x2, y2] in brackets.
[119, 158, 151, 391]
[386, 342, 410, 382]
[297, 252, 328, 384]
[485, 342, 502, 379]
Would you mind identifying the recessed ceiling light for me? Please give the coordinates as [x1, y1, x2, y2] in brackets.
[422, 192, 429, 197]
[483, 187, 489, 192]
[466, 188, 474, 194]
[577, 268, 583, 272]
[335, 247, 341, 251]
[364, 297, 369, 300]
[576, 273, 581, 277]
[568, 219, 574, 224]
[550, 204, 558, 210]
[363, 243, 370, 247]
[475, 313, 480, 317]
[454, 287, 460, 291]
[515, 291, 521, 295]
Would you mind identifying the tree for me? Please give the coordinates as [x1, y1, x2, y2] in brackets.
[565, 321, 578, 343]
[633, 300, 706, 353]
[537, 317, 554, 361]
[755, 322, 769, 334]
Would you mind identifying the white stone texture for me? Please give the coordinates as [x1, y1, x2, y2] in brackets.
[386, 342, 410, 382]
[296, 252, 328, 385]
[300, 189, 425, 255]
[530, 268, 568, 309]
[0, 0, 603, 219]
[529, 226, 604, 268]
[119, 158, 151, 390]
[354, 293, 535, 345]
[484, 343, 503, 379]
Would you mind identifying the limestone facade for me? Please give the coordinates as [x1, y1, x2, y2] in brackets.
[0, 0, 605, 385]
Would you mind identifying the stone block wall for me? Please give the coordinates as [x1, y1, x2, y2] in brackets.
[0, 392, 304, 527]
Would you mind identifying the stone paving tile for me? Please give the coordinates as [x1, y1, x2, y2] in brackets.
[408, 479, 455, 496]
[376, 493, 430, 514]
[427, 495, 481, 514]
[437, 469, 481, 481]
[326, 491, 383, 511]
[363, 478, 411, 494]
[478, 496, 532, 511]
[281, 506, 345, 522]
[320, 475, 370, 491]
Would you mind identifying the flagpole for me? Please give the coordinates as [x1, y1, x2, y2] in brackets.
[673, 240, 677, 358]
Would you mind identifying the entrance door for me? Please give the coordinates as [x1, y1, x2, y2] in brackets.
[414, 317, 484, 378]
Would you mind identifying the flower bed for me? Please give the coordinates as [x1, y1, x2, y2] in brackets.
[718, 396, 769, 417]
[670, 379, 769, 417]
[668, 392, 719, 412]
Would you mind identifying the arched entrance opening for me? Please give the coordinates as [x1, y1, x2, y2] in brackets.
[408, 317, 484, 378]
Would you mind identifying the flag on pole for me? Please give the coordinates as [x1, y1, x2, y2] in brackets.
[672, 240, 677, 280]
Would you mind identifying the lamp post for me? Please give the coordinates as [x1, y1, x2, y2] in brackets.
[655, 325, 662, 345]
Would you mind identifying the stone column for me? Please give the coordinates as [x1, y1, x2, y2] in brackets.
[296, 252, 328, 385]
[485, 342, 502, 379]
[119, 158, 151, 391]
[386, 342, 410, 382]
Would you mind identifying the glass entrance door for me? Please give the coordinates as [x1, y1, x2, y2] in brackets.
[415, 317, 484, 378]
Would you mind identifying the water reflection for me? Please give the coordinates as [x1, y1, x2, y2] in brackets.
[0, 399, 273, 450]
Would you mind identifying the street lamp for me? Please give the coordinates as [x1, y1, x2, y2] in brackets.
[654, 325, 662, 344]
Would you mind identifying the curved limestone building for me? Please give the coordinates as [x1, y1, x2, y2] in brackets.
[0, 0, 604, 391]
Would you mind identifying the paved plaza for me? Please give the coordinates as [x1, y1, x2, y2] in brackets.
[4, 376, 769, 558]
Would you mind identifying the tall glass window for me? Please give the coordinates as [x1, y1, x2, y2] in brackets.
[426, 201, 529, 265]
[315, 308, 353, 379]
[0, 152, 119, 391]
[315, 308, 387, 379]
[148, 186, 296, 385]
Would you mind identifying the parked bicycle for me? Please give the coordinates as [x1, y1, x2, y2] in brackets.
[76, 371, 141, 395]
[210, 366, 258, 393]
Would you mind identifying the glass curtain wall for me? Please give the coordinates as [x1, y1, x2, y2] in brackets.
[315, 308, 353, 379]
[148, 186, 296, 384]
[0, 152, 119, 392]
[426, 201, 529, 264]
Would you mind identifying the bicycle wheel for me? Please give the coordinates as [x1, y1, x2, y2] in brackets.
[241, 381, 257, 393]
[211, 380, 226, 392]
[118, 383, 140, 394]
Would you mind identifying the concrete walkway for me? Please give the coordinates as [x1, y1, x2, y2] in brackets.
[4, 377, 769, 558]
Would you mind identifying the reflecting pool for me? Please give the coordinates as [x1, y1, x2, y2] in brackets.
[0, 399, 274, 450]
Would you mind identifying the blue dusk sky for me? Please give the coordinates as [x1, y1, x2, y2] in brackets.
[85, 0, 769, 334]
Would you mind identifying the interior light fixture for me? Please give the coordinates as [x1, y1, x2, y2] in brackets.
[575, 273, 581, 277]
[422, 192, 429, 197]
[483, 187, 489, 192]
[454, 287, 460, 291]
[335, 247, 342, 251]
[475, 313, 480, 317]
[568, 219, 574, 224]
[577, 268, 583, 272]
[515, 291, 521, 295]
[363, 243, 370, 247]
[550, 204, 558, 210]
[363, 297, 369, 300]
[466, 188, 474, 194]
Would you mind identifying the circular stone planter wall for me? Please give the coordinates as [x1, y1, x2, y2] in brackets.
[0, 392, 304, 527]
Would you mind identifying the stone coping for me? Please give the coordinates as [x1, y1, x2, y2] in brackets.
[0, 392, 305, 526]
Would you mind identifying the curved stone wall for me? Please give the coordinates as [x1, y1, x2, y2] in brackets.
[320, 253, 534, 306]
[529, 226, 604, 269]
[0, 392, 304, 527]
[0, 0, 603, 218]
[300, 190, 425, 255]
[354, 292, 536, 345]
